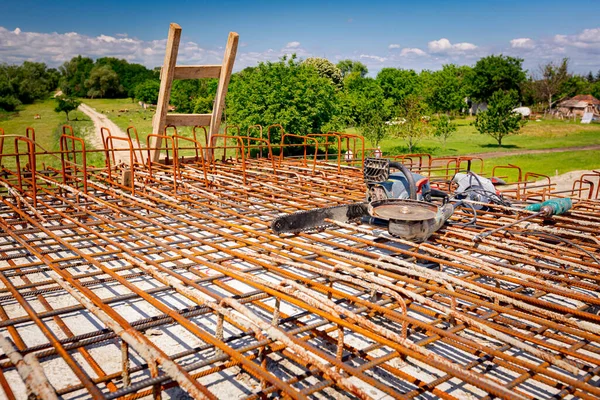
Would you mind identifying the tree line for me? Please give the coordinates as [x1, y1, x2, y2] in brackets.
[0, 57, 159, 113]
[2, 54, 600, 147]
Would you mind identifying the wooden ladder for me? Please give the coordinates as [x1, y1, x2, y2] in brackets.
[151, 23, 239, 162]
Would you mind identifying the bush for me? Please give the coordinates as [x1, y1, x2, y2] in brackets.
[0, 96, 21, 112]
[134, 80, 160, 104]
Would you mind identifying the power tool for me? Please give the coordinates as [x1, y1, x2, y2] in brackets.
[271, 158, 454, 242]
[472, 198, 572, 242]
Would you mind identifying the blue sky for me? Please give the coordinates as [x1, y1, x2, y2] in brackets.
[1, 0, 599, 75]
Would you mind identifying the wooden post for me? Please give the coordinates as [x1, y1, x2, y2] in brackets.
[151, 23, 181, 163]
[151, 25, 238, 163]
[208, 32, 239, 159]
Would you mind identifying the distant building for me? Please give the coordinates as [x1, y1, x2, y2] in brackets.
[558, 95, 600, 117]
[464, 98, 487, 115]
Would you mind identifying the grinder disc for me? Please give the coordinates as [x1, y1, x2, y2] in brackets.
[369, 199, 438, 221]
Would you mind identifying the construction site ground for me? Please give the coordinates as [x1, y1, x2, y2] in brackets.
[0, 134, 598, 400]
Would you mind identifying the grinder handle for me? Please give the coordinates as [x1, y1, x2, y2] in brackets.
[389, 162, 417, 200]
[436, 203, 455, 225]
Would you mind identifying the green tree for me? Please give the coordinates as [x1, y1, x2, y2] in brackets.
[303, 57, 343, 88]
[467, 55, 526, 101]
[134, 80, 160, 104]
[0, 62, 56, 107]
[95, 57, 158, 99]
[389, 94, 432, 153]
[46, 68, 61, 91]
[16, 62, 55, 104]
[591, 81, 600, 100]
[586, 71, 595, 83]
[560, 75, 592, 98]
[0, 64, 21, 111]
[226, 55, 339, 141]
[337, 60, 368, 78]
[171, 79, 217, 113]
[59, 56, 95, 97]
[355, 83, 393, 147]
[533, 58, 570, 110]
[54, 95, 81, 121]
[360, 109, 389, 148]
[341, 72, 391, 127]
[376, 68, 421, 107]
[85, 65, 121, 98]
[194, 95, 215, 114]
[474, 90, 525, 147]
[423, 64, 470, 114]
[432, 115, 457, 149]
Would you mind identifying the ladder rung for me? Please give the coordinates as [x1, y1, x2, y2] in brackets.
[172, 65, 221, 80]
[165, 113, 212, 127]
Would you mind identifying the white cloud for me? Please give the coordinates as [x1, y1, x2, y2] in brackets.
[554, 28, 600, 50]
[503, 27, 600, 73]
[0, 26, 313, 70]
[400, 48, 427, 57]
[97, 35, 116, 43]
[359, 54, 387, 62]
[0, 26, 226, 67]
[428, 38, 477, 54]
[510, 38, 535, 49]
[1, 26, 599, 75]
[577, 28, 600, 43]
[0, 26, 306, 69]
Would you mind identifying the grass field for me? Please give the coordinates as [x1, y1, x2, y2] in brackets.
[82, 99, 209, 153]
[3, 98, 600, 176]
[83, 98, 154, 138]
[82, 98, 236, 158]
[348, 117, 600, 156]
[347, 117, 600, 176]
[481, 150, 600, 179]
[0, 99, 98, 168]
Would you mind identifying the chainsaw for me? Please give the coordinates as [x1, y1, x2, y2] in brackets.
[271, 158, 455, 242]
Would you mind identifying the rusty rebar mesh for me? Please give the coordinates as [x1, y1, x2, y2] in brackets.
[0, 156, 599, 400]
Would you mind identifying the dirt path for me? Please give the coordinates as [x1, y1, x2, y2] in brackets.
[78, 103, 143, 164]
[465, 144, 600, 159]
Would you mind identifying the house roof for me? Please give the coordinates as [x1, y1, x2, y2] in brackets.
[566, 94, 600, 105]
[559, 100, 590, 108]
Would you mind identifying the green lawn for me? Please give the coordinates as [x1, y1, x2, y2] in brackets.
[4, 98, 600, 176]
[82, 98, 237, 158]
[481, 150, 600, 181]
[347, 117, 600, 177]
[83, 98, 154, 139]
[0, 99, 97, 168]
[348, 117, 600, 157]
[82, 98, 210, 155]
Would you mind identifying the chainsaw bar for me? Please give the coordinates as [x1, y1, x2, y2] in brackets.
[271, 202, 369, 234]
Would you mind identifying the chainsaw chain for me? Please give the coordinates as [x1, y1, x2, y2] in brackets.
[271, 203, 368, 234]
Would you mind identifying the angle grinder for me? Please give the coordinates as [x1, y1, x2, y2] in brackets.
[366, 199, 455, 242]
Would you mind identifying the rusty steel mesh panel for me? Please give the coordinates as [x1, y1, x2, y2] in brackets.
[0, 157, 598, 400]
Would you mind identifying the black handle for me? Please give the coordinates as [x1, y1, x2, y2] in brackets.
[430, 188, 448, 198]
[389, 162, 417, 200]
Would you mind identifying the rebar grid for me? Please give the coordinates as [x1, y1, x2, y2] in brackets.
[0, 153, 598, 400]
